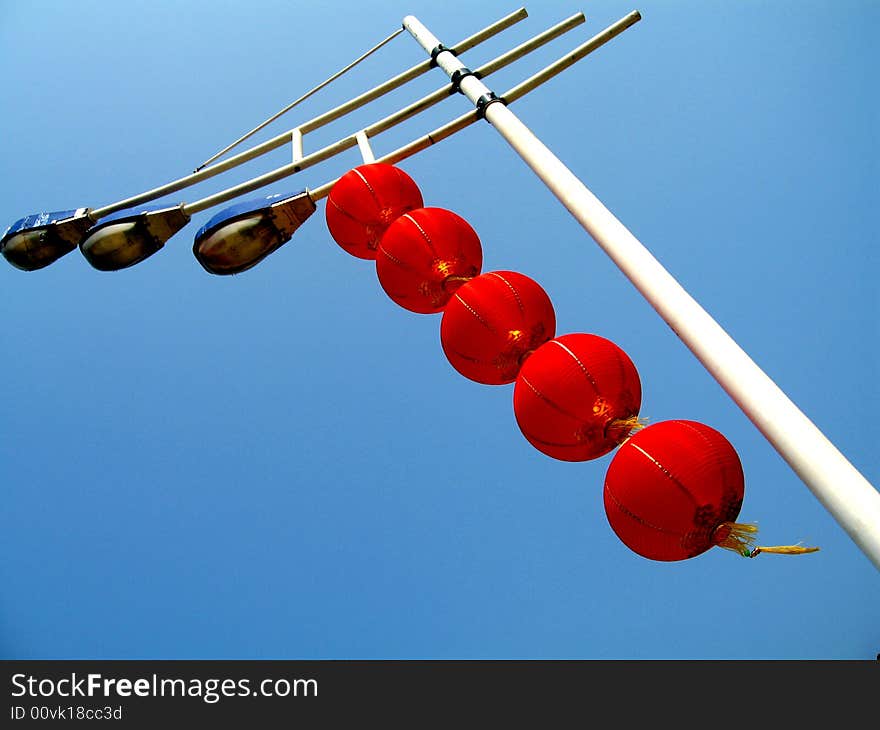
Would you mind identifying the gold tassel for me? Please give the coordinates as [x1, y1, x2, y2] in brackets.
[713, 522, 819, 559]
[608, 415, 649, 439]
[442, 274, 475, 291]
[750, 545, 820, 557]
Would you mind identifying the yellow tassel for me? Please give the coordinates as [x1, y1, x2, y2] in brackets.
[750, 545, 820, 557]
[714, 522, 758, 556]
[713, 522, 819, 559]
[441, 274, 475, 291]
[608, 415, 649, 439]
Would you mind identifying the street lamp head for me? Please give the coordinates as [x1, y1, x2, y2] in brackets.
[79, 204, 190, 271]
[192, 190, 316, 275]
[1, 208, 93, 271]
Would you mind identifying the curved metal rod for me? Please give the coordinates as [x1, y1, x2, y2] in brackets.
[193, 27, 405, 172]
[184, 11, 596, 215]
[90, 7, 528, 220]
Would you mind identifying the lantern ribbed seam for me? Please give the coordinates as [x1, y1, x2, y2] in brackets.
[352, 168, 381, 210]
[518, 427, 590, 454]
[549, 339, 601, 393]
[452, 292, 498, 334]
[400, 213, 437, 257]
[630, 443, 701, 507]
[518, 374, 585, 424]
[377, 245, 408, 269]
[443, 343, 488, 365]
[605, 487, 682, 537]
[486, 271, 525, 314]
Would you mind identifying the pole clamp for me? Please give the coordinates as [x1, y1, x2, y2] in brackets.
[449, 67, 478, 95]
[429, 43, 454, 67]
[475, 92, 506, 119]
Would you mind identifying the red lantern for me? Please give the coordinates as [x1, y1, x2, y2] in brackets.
[376, 207, 483, 314]
[325, 163, 423, 260]
[513, 333, 642, 462]
[603, 420, 745, 561]
[440, 270, 556, 385]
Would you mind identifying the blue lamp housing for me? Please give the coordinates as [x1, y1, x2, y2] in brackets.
[193, 190, 316, 275]
[79, 203, 190, 271]
[1, 208, 93, 271]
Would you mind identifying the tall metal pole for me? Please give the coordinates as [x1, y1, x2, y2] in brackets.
[403, 14, 880, 571]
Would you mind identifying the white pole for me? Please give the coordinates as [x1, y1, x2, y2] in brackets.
[403, 14, 880, 571]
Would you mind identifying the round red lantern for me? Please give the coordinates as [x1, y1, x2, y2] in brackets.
[603, 420, 745, 561]
[440, 270, 556, 385]
[513, 333, 642, 462]
[325, 163, 423, 260]
[376, 207, 483, 314]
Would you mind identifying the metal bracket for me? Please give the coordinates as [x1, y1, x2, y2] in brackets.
[429, 43, 453, 67]
[449, 67, 477, 95]
[355, 130, 376, 163]
[475, 92, 506, 119]
[290, 128, 304, 163]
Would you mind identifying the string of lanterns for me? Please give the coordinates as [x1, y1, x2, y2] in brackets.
[325, 162, 819, 563]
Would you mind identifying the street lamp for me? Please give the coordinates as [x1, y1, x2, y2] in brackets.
[192, 191, 316, 275]
[79, 204, 190, 271]
[1, 208, 93, 271]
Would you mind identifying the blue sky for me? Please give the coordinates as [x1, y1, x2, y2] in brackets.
[1, 0, 877, 659]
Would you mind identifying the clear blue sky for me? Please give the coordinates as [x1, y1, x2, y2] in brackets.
[1, 0, 877, 659]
